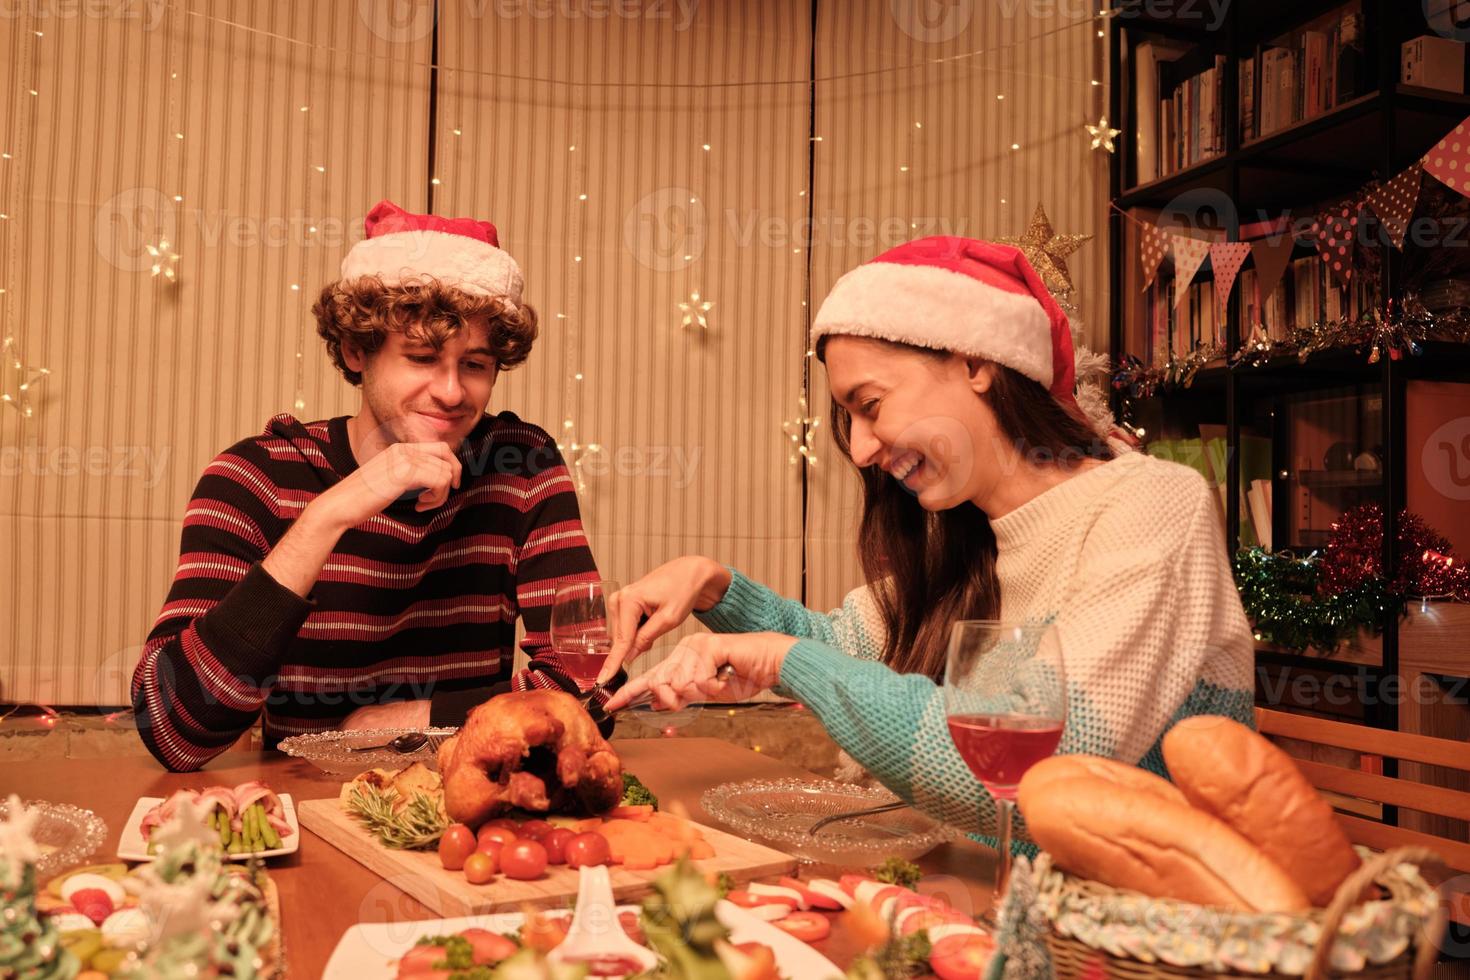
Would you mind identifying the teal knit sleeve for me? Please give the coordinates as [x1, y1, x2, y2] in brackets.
[778, 638, 1001, 837]
[694, 568, 883, 661]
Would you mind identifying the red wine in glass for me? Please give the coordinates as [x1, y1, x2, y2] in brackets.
[550, 581, 618, 692]
[946, 713, 1065, 801]
[558, 634, 612, 687]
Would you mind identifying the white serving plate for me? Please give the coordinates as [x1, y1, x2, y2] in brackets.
[116, 794, 300, 862]
[322, 899, 843, 979]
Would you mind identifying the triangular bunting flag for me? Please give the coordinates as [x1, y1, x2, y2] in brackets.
[1209, 242, 1252, 315]
[1140, 221, 1169, 289]
[1170, 234, 1212, 309]
[1363, 163, 1423, 249]
[1312, 200, 1360, 285]
[1422, 116, 1470, 198]
[1249, 234, 1296, 322]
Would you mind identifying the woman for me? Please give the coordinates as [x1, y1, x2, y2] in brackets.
[599, 237, 1254, 837]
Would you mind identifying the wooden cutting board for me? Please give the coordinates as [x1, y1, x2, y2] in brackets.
[297, 798, 798, 916]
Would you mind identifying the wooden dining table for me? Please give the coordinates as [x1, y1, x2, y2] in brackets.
[3, 737, 998, 975]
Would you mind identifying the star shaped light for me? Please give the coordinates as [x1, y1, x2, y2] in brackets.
[679, 291, 714, 331]
[150, 795, 221, 855]
[781, 396, 821, 468]
[998, 204, 1093, 295]
[145, 238, 180, 281]
[1086, 114, 1121, 153]
[1, 335, 49, 419]
[556, 419, 602, 493]
[0, 794, 43, 883]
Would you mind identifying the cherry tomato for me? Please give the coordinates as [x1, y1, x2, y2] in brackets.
[929, 933, 996, 980]
[463, 851, 496, 884]
[477, 825, 517, 849]
[500, 839, 549, 880]
[773, 911, 831, 944]
[458, 928, 517, 965]
[484, 817, 520, 831]
[563, 831, 612, 869]
[475, 838, 504, 864]
[518, 819, 553, 840]
[541, 828, 575, 865]
[437, 824, 476, 871]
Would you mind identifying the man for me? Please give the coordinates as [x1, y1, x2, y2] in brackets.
[133, 200, 612, 772]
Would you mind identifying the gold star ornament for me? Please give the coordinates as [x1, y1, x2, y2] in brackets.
[998, 204, 1093, 295]
[1086, 114, 1121, 153]
[679, 291, 714, 331]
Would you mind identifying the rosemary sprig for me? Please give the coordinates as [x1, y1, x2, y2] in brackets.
[347, 783, 447, 850]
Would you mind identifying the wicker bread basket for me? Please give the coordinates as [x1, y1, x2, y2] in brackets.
[1036, 847, 1447, 980]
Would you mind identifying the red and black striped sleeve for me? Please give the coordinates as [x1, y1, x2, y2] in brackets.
[131, 443, 310, 772]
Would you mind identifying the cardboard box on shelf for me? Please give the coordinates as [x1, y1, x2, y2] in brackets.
[1402, 34, 1467, 95]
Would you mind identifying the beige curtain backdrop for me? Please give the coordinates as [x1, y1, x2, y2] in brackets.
[0, 0, 1107, 707]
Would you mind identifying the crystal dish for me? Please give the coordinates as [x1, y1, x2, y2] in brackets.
[0, 799, 107, 880]
[276, 727, 457, 775]
[701, 777, 956, 866]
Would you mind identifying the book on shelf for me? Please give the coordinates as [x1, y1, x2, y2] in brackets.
[1134, 40, 1225, 182]
[1240, 2, 1366, 142]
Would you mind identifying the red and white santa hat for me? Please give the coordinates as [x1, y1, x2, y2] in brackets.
[813, 236, 1116, 437]
[338, 200, 524, 303]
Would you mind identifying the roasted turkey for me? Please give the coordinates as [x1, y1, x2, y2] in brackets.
[436, 689, 623, 825]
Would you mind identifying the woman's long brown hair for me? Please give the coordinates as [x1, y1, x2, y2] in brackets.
[818, 338, 1114, 680]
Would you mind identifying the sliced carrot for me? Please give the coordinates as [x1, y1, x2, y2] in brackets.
[686, 839, 715, 860]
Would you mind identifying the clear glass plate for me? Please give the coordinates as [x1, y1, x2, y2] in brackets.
[700, 777, 956, 867]
[276, 727, 457, 775]
[0, 799, 107, 880]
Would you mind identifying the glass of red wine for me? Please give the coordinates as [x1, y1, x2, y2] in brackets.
[550, 581, 619, 691]
[943, 620, 1065, 914]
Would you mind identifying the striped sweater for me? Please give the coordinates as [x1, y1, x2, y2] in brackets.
[132, 412, 600, 772]
[696, 451, 1256, 842]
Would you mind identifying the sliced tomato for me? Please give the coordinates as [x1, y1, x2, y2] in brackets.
[726, 889, 796, 910]
[838, 874, 874, 897]
[395, 945, 450, 978]
[777, 876, 842, 911]
[618, 909, 645, 945]
[929, 933, 996, 980]
[458, 928, 517, 965]
[897, 908, 972, 937]
[772, 910, 832, 944]
[728, 941, 782, 980]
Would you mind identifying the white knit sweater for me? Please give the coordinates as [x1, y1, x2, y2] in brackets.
[699, 451, 1257, 836]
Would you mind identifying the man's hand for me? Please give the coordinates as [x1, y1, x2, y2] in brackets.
[602, 632, 796, 712]
[318, 441, 464, 527]
[339, 699, 431, 731]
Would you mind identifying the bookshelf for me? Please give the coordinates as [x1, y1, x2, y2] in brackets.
[1106, 0, 1470, 774]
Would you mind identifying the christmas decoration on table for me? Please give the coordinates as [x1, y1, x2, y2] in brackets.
[1, 335, 49, 419]
[987, 854, 1052, 980]
[1168, 234, 1212, 309]
[1234, 505, 1469, 653]
[0, 794, 81, 980]
[1363, 162, 1423, 250]
[1084, 115, 1120, 154]
[555, 418, 602, 494]
[781, 394, 820, 468]
[1208, 242, 1252, 315]
[678, 290, 714, 331]
[1311, 199, 1360, 285]
[145, 238, 180, 282]
[998, 204, 1092, 295]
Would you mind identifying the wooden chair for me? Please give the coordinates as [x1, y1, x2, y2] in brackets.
[1256, 708, 1470, 931]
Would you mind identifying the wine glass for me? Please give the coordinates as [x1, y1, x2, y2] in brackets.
[943, 620, 1066, 914]
[550, 581, 618, 691]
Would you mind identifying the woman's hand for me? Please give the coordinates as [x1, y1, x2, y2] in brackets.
[596, 557, 733, 685]
[601, 632, 797, 711]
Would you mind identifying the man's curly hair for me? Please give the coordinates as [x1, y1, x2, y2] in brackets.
[313, 275, 538, 385]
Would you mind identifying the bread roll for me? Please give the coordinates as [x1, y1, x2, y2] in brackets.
[1020, 754, 1188, 805]
[1019, 775, 1310, 912]
[1162, 716, 1360, 907]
